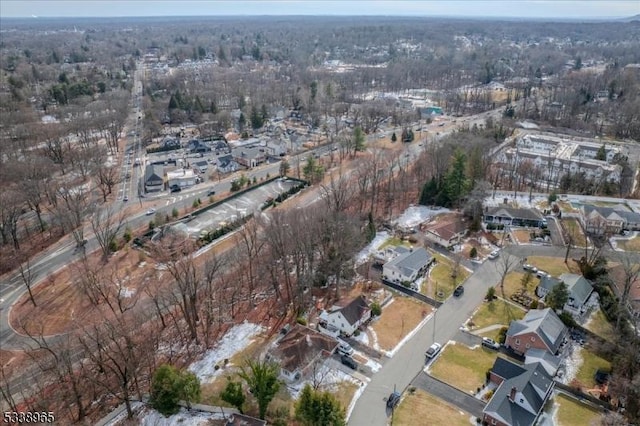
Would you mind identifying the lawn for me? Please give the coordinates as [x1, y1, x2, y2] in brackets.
[379, 236, 411, 249]
[333, 381, 360, 415]
[394, 389, 471, 426]
[370, 296, 431, 352]
[526, 256, 578, 276]
[562, 218, 588, 247]
[554, 393, 603, 426]
[617, 236, 640, 252]
[430, 343, 497, 393]
[496, 271, 538, 299]
[512, 229, 533, 244]
[584, 309, 615, 342]
[468, 298, 527, 334]
[575, 349, 611, 390]
[424, 252, 471, 299]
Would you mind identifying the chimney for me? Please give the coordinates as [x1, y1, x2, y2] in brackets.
[509, 386, 517, 403]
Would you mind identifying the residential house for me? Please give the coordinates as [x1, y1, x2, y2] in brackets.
[266, 325, 338, 382]
[188, 139, 212, 154]
[536, 274, 594, 315]
[217, 155, 238, 174]
[193, 160, 209, 174]
[505, 308, 568, 356]
[580, 204, 640, 235]
[483, 360, 554, 426]
[524, 348, 561, 377]
[319, 295, 371, 337]
[233, 146, 267, 168]
[382, 247, 434, 284]
[424, 218, 468, 249]
[488, 357, 526, 386]
[144, 164, 164, 193]
[166, 168, 197, 189]
[162, 137, 181, 150]
[484, 207, 546, 228]
[608, 264, 640, 320]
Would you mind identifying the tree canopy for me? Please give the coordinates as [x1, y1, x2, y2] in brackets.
[295, 384, 346, 426]
[150, 364, 201, 416]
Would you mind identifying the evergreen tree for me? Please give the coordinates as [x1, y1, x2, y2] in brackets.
[596, 144, 606, 161]
[238, 360, 281, 420]
[353, 127, 365, 152]
[419, 177, 439, 206]
[250, 105, 264, 129]
[391, 132, 397, 142]
[546, 282, 569, 311]
[238, 112, 246, 132]
[444, 149, 469, 206]
[150, 365, 201, 417]
[295, 384, 346, 426]
[220, 378, 245, 413]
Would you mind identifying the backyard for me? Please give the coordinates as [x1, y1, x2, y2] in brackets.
[574, 349, 612, 390]
[369, 296, 431, 352]
[554, 393, 603, 426]
[393, 389, 471, 426]
[429, 343, 497, 393]
[584, 309, 616, 342]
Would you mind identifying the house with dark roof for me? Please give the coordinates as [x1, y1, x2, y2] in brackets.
[217, 155, 238, 174]
[524, 348, 561, 377]
[194, 160, 209, 174]
[484, 207, 546, 228]
[319, 295, 371, 337]
[266, 325, 338, 382]
[188, 139, 212, 154]
[424, 218, 468, 249]
[580, 204, 640, 235]
[483, 360, 554, 426]
[144, 164, 164, 192]
[489, 357, 526, 386]
[536, 274, 594, 315]
[232, 146, 267, 168]
[505, 308, 567, 356]
[382, 247, 434, 284]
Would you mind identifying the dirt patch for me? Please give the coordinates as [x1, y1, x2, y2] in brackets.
[370, 296, 431, 352]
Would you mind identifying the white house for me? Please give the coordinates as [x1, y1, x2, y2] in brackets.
[319, 295, 371, 337]
[382, 247, 433, 284]
[166, 169, 197, 188]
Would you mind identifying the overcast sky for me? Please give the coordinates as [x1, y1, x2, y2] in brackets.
[2, 1, 639, 19]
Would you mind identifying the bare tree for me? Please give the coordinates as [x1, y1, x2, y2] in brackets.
[17, 254, 37, 307]
[319, 166, 353, 213]
[90, 205, 127, 260]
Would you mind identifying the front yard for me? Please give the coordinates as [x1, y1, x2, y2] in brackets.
[526, 256, 579, 276]
[554, 393, 603, 426]
[467, 298, 527, 340]
[616, 236, 640, 252]
[393, 389, 471, 426]
[370, 296, 432, 352]
[561, 217, 589, 247]
[429, 343, 497, 393]
[422, 252, 471, 299]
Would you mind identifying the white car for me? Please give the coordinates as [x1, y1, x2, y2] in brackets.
[425, 342, 442, 359]
[145, 208, 156, 216]
[337, 341, 354, 357]
[482, 337, 501, 350]
[488, 250, 500, 260]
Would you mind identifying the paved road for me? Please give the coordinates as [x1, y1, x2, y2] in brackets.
[348, 252, 521, 425]
[411, 372, 486, 418]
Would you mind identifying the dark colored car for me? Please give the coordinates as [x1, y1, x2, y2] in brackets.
[386, 391, 401, 409]
[340, 355, 357, 370]
[207, 189, 216, 196]
[170, 185, 181, 193]
[453, 286, 464, 297]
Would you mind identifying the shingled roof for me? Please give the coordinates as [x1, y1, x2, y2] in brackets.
[507, 308, 567, 354]
[269, 325, 338, 375]
[334, 295, 370, 327]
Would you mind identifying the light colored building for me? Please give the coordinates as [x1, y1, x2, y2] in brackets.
[537, 273, 594, 315]
[382, 247, 433, 284]
[166, 169, 197, 189]
[580, 204, 640, 235]
[319, 295, 371, 337]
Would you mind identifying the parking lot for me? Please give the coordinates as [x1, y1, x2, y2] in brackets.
[177, 178, 299, 238]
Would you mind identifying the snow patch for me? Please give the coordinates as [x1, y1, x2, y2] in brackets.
[288, 364, 362, 400]
[188, 322, 264, 383]
[353, 330, 369, 346]
[392, 205, 449, 229]
[364, 358, 382, 373]
[138, 406, 224, 426]
[355, 231, 389, 266]
[119, 286, 135, 298]
[559, 345, 583, 385]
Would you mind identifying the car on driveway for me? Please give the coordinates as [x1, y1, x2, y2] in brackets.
[523, 264, 533, 271]
[386, 391, 401, 409]
[482, 337, 501, 350]
[337, 341, 354, 356]
[425, 342, 442, 359]
[488, 250, 500, 260]
[453, 286, 464, 297]
[340, 355, 357, 370]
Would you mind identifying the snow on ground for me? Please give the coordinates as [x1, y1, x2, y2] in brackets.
[355, 231, 389, 266]
[484, 194, 547, 209]
[288, 364, 362, 400]
[392, 205, 449, 229]
[387, 311, 434, 357]
[559, 344, 583, 385]
[353, 330, 369, 345]
[104, 401, 144, 426]
[346, 382, 366, 421]
[188, 321, 264, 383]
[368, 326, 381, 353]
[119, 287, 135, 298]
[364, 358, 382, 373]
[138, 406, 224, 426]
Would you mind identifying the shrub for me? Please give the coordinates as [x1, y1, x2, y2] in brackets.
[192, 199, 200, 208]
[486, 287, 496, 301]
[497, 326, 508, 344]
[123, 227, 132, 243]
[108, 238, 118, 253]
[296, 317, 307, 326]
[172, 207, 179, 218]
[370, 302, 382, 317]
[559, 312, 577, 328]
[148, 220, 156, 230]
[530, 299, 539, 309]
[548, 192, 558, 203]
[469, 247, 478, 258]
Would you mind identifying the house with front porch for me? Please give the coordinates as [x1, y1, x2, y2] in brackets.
[319, 295, 371, 337]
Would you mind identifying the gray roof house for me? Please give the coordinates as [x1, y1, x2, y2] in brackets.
[144, 164, 164, 192]
[483, 361, 554, 426]
[217, 155, 238, 174]
[319, 295, 371, 337]
[382, 247, 434, 284]
[505, 308, 568, 356]
[483, 207, 546, 228]
[536, 273, 594, 314]
[581, 204, 640, 235]
[524, 348, 561, 377]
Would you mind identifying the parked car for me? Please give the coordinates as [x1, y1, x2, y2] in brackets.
[340, 354, 357, 370]
[386, 391, 401, 409]
[523, 264, 533, 271]
[453, 286, 465, 297]
[482, 337, 501, 351]
[145, 208, 156, 216]
[425, 342, 442, 359]
[488, 250, 500, 260]
[207, 189, 216, 196]
[170, 185, 181, 193]
[337, 341, 354, 357]
[123, 196, 129, 202]
[536, 270, 549, 278]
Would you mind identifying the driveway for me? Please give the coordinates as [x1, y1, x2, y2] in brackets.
[412, 372, 486, 418]
[545, 216, 566, 246]
[348, 253, 521, 425]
